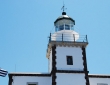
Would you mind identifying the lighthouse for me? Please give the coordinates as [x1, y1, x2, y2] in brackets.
[47, 11, 89, 85]
[8, 10, 110, 85]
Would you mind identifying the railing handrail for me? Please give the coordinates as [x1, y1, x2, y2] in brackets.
[49, 33, 88, 43]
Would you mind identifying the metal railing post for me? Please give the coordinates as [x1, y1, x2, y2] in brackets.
[62, 34, 63, 41]
[86, 35, 88, 42]
[73, 34, 75, 42]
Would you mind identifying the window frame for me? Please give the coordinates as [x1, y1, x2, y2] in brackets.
[66, 56, 73, 65]
[97, 83, 108, 85]
[27, 82, 38, 85]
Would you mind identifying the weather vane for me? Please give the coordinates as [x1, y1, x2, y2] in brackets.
[61, 2, 67, 12]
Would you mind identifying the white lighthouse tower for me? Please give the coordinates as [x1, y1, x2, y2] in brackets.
[46, 11, 89, 85]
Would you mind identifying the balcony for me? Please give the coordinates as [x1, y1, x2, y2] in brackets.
[49, 33, 88, 43]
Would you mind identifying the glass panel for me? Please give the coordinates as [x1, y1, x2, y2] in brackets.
[70, 24, 74, 30]
[55, 26, 58, 32]
[65, 24, 70, 30]
[59, 25, 64, 31]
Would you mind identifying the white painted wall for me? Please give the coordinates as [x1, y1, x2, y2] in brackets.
[89, 77, 110, 85]
[56, 46, 84, 70]
[49, 50, 52, 72]
[56, 73, 86, 85]
[12, 76, 51, 85]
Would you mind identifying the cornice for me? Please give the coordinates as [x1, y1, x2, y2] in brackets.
[46, 41, 88, 58]
[8, 73, 51, 76]
[89, 75, 110, 78]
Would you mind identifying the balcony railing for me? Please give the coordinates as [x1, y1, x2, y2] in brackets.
[49, 33, 88, 43]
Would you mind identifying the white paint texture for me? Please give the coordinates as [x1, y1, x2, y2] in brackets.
[12, 76, 51, 85]
[49, 50, 52, 72]
[51, 30, 79, 41]
[56, 46, 84, 70]
[56, 73, 86, 85]
[89, 77, 110, 85]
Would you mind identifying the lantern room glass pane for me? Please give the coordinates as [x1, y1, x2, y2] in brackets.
[55, 26, 59, 32]
[59, 25, 64, 31]
[70, 24, 74, 30]
[65, 24, 70, 30]
[55, 23, 74, 32]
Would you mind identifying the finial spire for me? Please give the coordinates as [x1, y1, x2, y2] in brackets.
[61, 2, 67, 12]
[61, 2, 67, 15]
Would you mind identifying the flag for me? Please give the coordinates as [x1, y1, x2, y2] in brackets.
[0, 68, 8, 77]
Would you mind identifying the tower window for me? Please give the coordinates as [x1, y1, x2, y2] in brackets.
[27, 82, 38, 85]
[67, 56, 73, 65]
[97, 83, 108, 85]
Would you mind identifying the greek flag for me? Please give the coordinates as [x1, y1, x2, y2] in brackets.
[0, 69, 8, 77]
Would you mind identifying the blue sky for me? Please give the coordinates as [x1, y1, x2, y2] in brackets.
[0, 0, 110, 85]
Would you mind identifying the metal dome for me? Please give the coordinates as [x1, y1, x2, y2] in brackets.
[54, 12, 75, 25]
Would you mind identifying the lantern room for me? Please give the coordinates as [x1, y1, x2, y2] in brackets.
[54, 12, 75, 32]
[51, 12, 79, 42]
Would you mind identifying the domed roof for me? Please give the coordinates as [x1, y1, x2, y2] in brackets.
[54, 12, 75, 25]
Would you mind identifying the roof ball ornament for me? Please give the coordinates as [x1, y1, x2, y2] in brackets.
[61, 3, 67, 15]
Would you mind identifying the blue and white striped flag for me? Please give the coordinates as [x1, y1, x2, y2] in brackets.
[0, 68, 8, 77]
